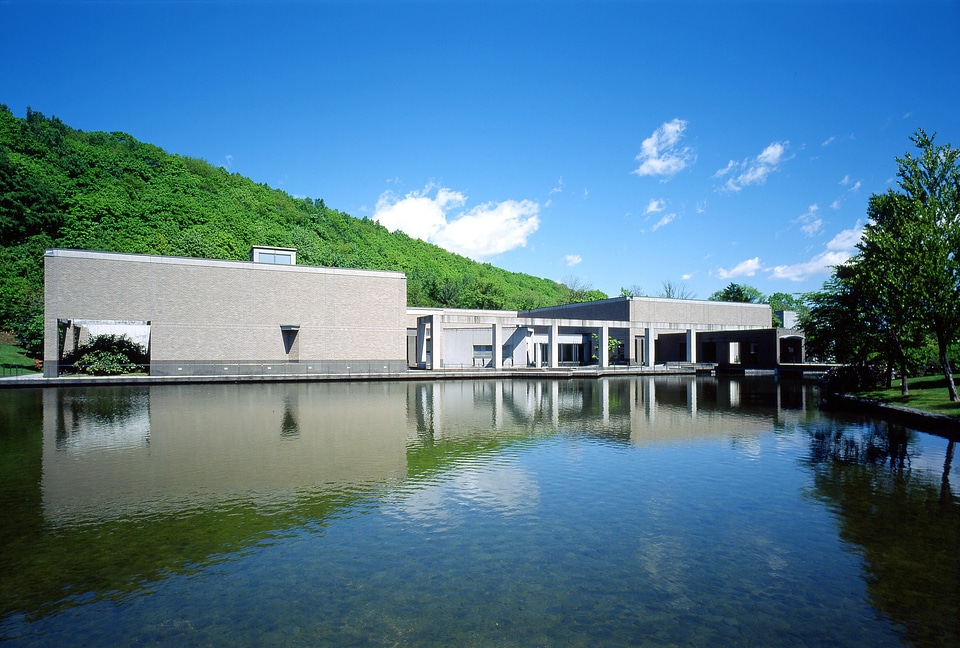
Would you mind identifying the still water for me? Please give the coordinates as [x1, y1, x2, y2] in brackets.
[0, 376, 957, 646]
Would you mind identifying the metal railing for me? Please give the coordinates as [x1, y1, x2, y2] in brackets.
[1, 363, 35, 377]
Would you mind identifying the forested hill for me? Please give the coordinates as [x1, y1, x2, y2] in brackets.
[0, 106, 605, 340]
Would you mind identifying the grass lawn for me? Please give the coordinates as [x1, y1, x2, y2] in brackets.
[857, 375, 960, 418]
[0, 343, 40, 375]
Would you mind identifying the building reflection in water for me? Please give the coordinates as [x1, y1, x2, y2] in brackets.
[42, 377, 813, 527]
[410, 376, 813, 446]
[23, 376, 957, 645]
[42, 383, 411, 527]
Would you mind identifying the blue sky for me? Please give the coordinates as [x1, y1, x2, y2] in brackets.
[3, 0, 958, 300]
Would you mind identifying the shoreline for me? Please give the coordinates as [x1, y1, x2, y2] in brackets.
[826, 392, 960, 437]
[0, 363, 723, 388]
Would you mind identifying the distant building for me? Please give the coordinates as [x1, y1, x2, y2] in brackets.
[44, 248, 803, 377]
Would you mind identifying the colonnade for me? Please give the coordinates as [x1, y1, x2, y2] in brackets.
[416, 314, 701, 370]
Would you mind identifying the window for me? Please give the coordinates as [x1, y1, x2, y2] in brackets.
[258, 252, 292, 265]
[558, 343, 582, 363]
[250, 247, 297, 265]
[473, 344, 493, 359]
[280, 325, 300, 356]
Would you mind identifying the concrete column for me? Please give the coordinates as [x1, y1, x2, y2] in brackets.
[492, 323, 502, 369]
[686, 329, 697, 363]
[628, 326, 642, 365]
[431, 315, 443, 369]
[644, 327, 655, 367]
[600, 325, 609, 368]
[416, 317, 429, 368]
[43, 256, 60, 377]
[550, 323, 559, 368]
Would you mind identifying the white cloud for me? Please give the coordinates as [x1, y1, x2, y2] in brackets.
[822, 136, 836, 147]
[717, 257, 762, 279]
[645, 198, 666, 214]
[714, 160, 736, 177]
[826, 222, 864, 251]
[632, 119, 695, 178]
[651, 213, 676, 231]
[373, 185, 540, 260]
[795, 204, 823, 237]
[767, 222, 864, 281]
[374, 186, 464, 242]
[564, 254, 582, 267]
[550, 177, 563, 194]
[715, 141, 789, 191]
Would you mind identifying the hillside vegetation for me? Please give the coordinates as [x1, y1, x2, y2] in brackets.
[0, 106, 603, 352]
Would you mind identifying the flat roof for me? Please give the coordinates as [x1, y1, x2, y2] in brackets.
[45, 249, 406, 280]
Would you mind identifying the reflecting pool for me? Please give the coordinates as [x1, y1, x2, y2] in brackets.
[0, 376, 957, 646]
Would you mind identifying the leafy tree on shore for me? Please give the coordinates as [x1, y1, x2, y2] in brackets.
[803, 129, 960, 400]
[893, 130, 960, 401]
[800, 271, 876, 366]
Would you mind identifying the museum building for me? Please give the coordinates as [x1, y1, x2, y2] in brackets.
[44, 248, 803, 378]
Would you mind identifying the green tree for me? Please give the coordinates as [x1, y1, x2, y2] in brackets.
[848, 131, 960, 401]
[800, 269, 882, 368]
[767, 292, 806, 317]
[709, 282, 763, 303]
[812, 129, 960, 400]
[459, 277, 506, 310]
[0, 105, 588, 340]
[853, 191, 931, 394]
[0, 148, 63, 246]
[561, 276, 607, 303]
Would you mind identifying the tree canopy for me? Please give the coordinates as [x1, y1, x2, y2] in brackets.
[708, 282, 763, 303]
[802, 129, 960, 400]
[0, 105, 596, 349]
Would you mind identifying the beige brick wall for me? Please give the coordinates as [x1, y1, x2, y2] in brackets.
[629, 297, 771, 329]
[523, 296, 771, 330]
[45, 250, 407, 373]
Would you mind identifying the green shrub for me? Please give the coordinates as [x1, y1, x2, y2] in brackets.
[61, 334, 148, 376]
[74, 349, 129, 375]
[13, 312, 43, 357]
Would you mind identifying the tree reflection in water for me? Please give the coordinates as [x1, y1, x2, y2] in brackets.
[807, 421, 959, 647]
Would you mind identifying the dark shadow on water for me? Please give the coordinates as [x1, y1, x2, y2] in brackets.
[806, 421, 960, 647]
